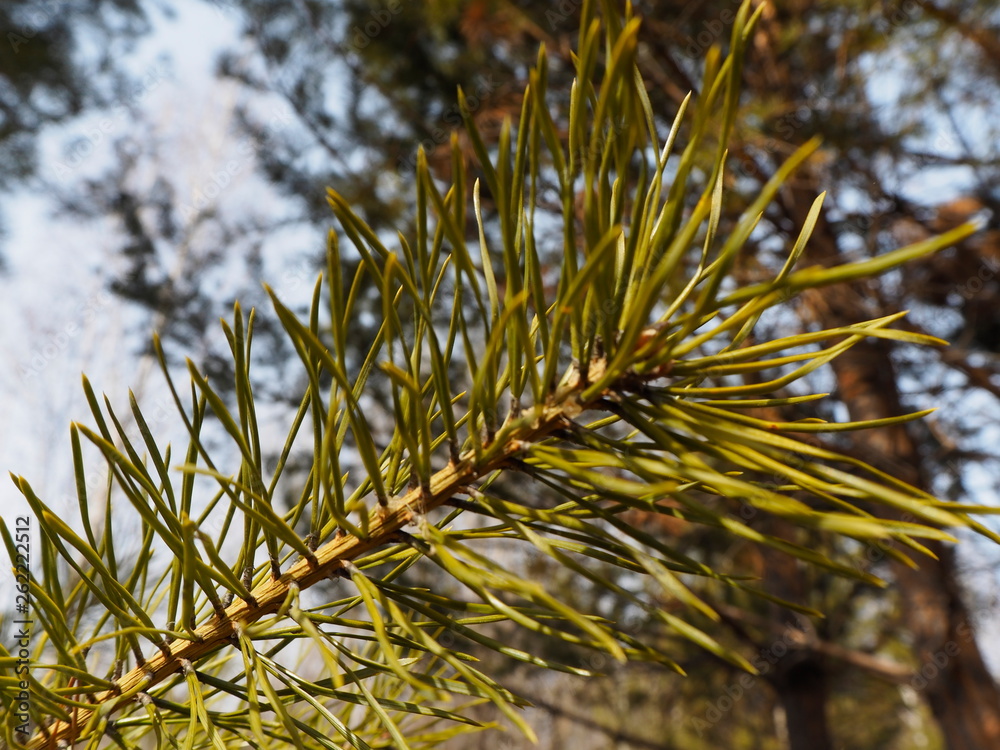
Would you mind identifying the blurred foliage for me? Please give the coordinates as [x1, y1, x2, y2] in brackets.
[1, 0, 1000, 748]
[3, 2, 994, 747]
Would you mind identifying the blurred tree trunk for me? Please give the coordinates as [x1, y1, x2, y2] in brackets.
[772, 662, 833, 750]
[779, 181, 1000, 749]
[762, 528, 834, 750]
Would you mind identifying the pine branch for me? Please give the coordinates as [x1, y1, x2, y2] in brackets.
[25, 358, 633, 748]
[5, 2, 995, 747]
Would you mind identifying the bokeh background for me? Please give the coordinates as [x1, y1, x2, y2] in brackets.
[2, 1, 1000, 747]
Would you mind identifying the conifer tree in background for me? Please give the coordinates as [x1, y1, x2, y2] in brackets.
[1, 2, 992, 747]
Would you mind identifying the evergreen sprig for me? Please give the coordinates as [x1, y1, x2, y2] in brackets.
[2, 1, 991, 747]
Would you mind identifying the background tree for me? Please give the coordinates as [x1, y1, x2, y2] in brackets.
[2, 1, 1000, 748]
[2, 3, 996, 749]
